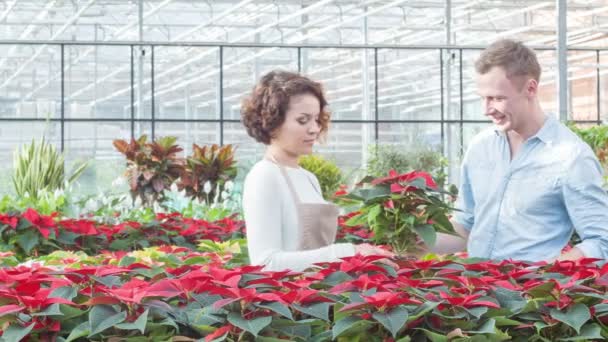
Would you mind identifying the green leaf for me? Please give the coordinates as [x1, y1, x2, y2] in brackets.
[255, 302, 294, 321]
[367, 204, 382, 224]
[465, 318, 496, 334]
[119, 255, 137, 266]
[91, 275, 123, 288]
[255, 337, 292, 342]
[372, 306, 408, 338]
[56, 230, 79, 245]
[0, 323, 35, 342]
[292, 303, 331, 321]
[321, 271, 353, 287]
[271, 318, 314, 340]
[116, 309, 149, 334]
[88, 305, 128, 337]
[31, 303, 63, 317]
[417, 328, 448, 342]
[109, 239, 131, 250]
[345, 214, 367, 227]
[493, 316, 522, 327]
[550, 303, 591, 334]
[49, 286, 78, 301]
[558, 323, 604, 341]
[17, 229, 39, 254]
[409, 301, 439, 321]
[227, 312, 272, 337]
[526, 282, 555, 298]
[65, 322, 90, 342]
[413, 224, 436, 248]
[332, 317, 370, 339]
[493, 287, 527, 314]
[310, 330, 333, 342]
[60, 305, 86, 320]
[463, 306, 488, 319]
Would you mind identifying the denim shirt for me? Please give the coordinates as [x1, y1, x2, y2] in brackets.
[453, 115, 608, 261]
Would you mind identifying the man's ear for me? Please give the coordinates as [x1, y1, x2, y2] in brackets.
[525, 78, 538, 97]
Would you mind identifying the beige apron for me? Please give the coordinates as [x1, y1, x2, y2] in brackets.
[270, 158, 340, 251]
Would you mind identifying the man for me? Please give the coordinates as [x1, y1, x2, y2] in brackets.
[430, 39, 608, 262]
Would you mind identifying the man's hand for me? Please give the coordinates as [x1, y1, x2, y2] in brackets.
[426, 220, 470, 255]
[555, 247, 586, 262]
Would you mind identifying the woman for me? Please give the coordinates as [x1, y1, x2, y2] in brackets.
[241, 70, 392, 271]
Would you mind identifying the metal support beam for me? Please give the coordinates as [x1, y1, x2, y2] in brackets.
[137, 0, 144, 127]
[557, 0, 568, 121]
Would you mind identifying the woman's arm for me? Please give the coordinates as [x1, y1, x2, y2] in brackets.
[243, 164, 355, 271]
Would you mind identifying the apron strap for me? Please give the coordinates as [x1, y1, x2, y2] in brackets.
[266, 155, 302, 204]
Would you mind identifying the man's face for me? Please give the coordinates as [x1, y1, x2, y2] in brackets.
[476, 66, 534, 133]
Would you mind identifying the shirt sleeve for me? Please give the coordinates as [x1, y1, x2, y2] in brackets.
[453, 150, 475, 231]
[563, 151, 608, 259]
[243, 165, 356, 272]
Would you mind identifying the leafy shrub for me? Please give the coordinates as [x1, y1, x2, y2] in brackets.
[367, 144, 448, 188]
[12, 138, 87, 199]
[568, 123, 608, 171]
[298, 154, 343, 199]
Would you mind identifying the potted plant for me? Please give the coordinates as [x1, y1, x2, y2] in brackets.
[113, 135, 184, 207]
[177, 143, 237, 204]
[336, 169, 457, 255]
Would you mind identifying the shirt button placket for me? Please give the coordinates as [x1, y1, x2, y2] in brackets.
[488, 172, 511, 259]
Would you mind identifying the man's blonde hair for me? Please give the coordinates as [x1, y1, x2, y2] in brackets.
[475, 39, 541, 85]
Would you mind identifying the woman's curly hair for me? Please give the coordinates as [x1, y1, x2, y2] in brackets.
[241, 70, 331, 145]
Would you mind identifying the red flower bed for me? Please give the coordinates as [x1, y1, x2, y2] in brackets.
[1, 254, 608, 340]
[0, 209, 245, 259]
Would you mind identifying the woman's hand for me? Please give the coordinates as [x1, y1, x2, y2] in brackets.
[355, 243, 398, 269]
[355, 243, 395, 257]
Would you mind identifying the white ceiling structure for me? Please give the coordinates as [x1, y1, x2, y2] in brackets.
[0, 0, 608, 119]
[0, 0, 607, 192]
[0, 0, 606, 122]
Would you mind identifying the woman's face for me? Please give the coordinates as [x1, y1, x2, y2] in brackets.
[270, 93, 322, 158]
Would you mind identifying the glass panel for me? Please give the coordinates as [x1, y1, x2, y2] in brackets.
[537, 49, 558, 117]
[301, 48, 374, 121]
[65, 45, 132, 119]
[378, 49, 440, 120]
[0, 122, 61, 194]
[445, 122, 492, 185]
[461, 49, 483, 120]
[315, 123, 374, 172]
[567, 50, 598, 121]
[154, 47, 219, 120]
[600, 51, 608, 123]
[64, 121, 151, 195]
[378, 123, 442, 148]
[154, 122, 220, 155]
[0, 45, 60, 119]
[223, 47, 298, 120]
[222, 122, 266, 166]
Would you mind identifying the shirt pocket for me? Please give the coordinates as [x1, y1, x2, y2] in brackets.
[506, 173, 561, 215]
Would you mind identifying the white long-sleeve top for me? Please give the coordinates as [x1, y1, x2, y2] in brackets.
[243, 159, 355, 271]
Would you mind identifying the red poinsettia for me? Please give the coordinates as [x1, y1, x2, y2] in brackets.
[0, 214, 18, 229]
[335, 169, 455, 255]
[22, 208, 58, 239]
[371, 169, 438, 191]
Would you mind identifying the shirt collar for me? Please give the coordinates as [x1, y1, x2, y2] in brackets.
[493, 114, 556, 144]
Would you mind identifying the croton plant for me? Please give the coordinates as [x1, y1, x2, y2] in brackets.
[113, 135, 184, 207]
